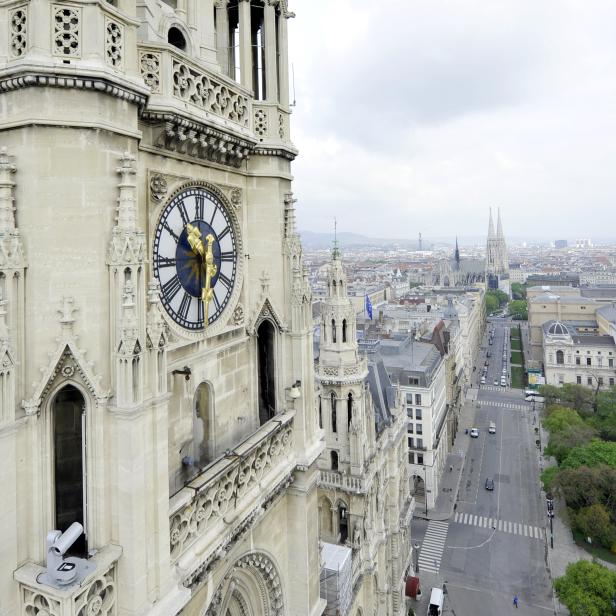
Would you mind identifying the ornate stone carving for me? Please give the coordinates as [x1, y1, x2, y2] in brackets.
[278, 112, 284, 139]
[232, 303, 244, 325]
[22, 588, 61, 616]
[9, 6, 27, 59]
[149, 173, 167, 203]
[146, 280, 166, 350]
[171, 59, 249, 127]
[52, 5, 81, 57]
[230, 186, 242, 207]
[107, 153, 145, 265]
[205, 552, 285, 616]
[148, 117, 251, 169]
[169, 418, 293, 560]
[105, 18, 123, 69]
[254, 108, 267, 139]
[74, 564, 117, 616]
[139, 51, 161, 93]
[0, 147, 26, 270]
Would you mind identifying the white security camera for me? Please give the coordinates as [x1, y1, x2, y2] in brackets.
[38, 522, 95, 589]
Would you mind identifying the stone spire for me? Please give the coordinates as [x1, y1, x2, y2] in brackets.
[488, 207, 495, 239]
[454, 237, 460, 271]
[496, 207, 504, 238]
[318, 245, 360, 369]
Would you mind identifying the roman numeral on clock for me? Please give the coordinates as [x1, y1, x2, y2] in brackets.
[197, 298, 204, 324]
[156, 256, 176, 269]
[178, 200, 190, 226]
[195, 194, 205, 220]
[178, 291, 192, 322]
[161, 275, 182, 301]
[220, 251, 234, 263]
[162, 220, 179, 243]
[217, 226, 230, 241]
[217, 272, 233, 290]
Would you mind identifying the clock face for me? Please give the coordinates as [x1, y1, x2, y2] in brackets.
[153, 186, 237, 330]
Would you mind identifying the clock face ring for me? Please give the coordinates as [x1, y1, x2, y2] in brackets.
[153, 185, 238, 331]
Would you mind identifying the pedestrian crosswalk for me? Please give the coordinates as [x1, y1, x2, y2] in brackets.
[488, 401, 528, 410]
[453, 512, 544, 540]
[417, 520, 449, 573]
[481, 385, 515, 392]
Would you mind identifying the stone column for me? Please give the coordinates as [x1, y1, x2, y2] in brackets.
[277, 13, 290, 106]
[176, 0, 188, 22]
[239, 0, 252, 91]
[215, 0, 230, 75]
[263, 1, 278, 102]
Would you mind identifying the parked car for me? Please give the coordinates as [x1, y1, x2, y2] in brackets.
[470, 428, 479, 438]
[489, 422, 496, 434]
[493, 379, 498, 386]
[485, 477, 495, 491]
[480, 376, 486, 384]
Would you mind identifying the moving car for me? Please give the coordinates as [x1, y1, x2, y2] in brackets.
[489, 422, 496, 434]
[470, 428, 479, 438]
[493, 379, 498, 386]
[480, 376, 486, 384]
[485, 477, 495, 491]
[500, 376, 507, 386]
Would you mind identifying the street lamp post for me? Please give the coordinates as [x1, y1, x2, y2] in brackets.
[414, 541, 420, 573]
[423, 465, 428, 516]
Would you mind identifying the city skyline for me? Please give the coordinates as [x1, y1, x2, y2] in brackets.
[289, 1, 616, 239]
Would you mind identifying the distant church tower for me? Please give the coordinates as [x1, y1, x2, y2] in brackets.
[485, 207, 510, 294]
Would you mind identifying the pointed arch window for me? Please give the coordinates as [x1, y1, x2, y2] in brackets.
[347, 392, 353, 428]
[331, 450, 339, 471]
[331, 392, 337, 433]
[257, 320, 276, 425]
[53, 385, 87, 557]
[342, 319, 347, 343]
[331, 319, 336, 343]
[318, 395, 323, 429]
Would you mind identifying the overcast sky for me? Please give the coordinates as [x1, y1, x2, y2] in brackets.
[287, 1, 616, 242]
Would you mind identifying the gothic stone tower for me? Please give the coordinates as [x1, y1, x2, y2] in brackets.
[0, 2, 324, 615]
[316, 248, 414, 616]
[485, 207, 510, 295]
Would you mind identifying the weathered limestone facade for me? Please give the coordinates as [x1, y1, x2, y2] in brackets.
[316, 248, 414, 615]
[0, 1, 325, 615]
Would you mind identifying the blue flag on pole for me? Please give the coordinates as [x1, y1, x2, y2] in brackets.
[365, 294, 373, 320]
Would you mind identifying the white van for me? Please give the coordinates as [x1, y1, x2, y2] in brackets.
[489, 421, 496, 434]
[500, 376, 506, 387]
[427, 587, 444, 616]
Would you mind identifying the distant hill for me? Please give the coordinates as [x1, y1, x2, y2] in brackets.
[300, 231, 421, 249]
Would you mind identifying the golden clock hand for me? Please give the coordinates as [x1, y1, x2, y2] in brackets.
[186, 223, 205, 257]
[201, 233, 218, 327]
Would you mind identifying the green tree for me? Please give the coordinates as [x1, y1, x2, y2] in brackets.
[562, 440, 616, 470]
[562, 383, 596, 416]
[508, 299, 528, 320]
[554, 560, 616, 616]
[554, 466, 606, 510]
[485, 290, 508, 313]
[539, 384, 564, 407]
[573, 503, 616, 548]
[592, 387, 616, 441]
[511, 282, 527, 300]
[544, 406, 585, 432]
[546, 424, 598, 464]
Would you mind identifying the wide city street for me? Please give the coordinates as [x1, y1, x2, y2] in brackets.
[412, 317, 554, 615]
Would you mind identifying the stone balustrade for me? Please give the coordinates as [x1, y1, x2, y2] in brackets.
[317, 358, 368, 384]
[319, 469, 367, 494]
[169, 411, 295, 563]
[14, 544, 122, 616]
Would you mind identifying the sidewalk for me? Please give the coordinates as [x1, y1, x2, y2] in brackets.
[415, 396, 476, 521]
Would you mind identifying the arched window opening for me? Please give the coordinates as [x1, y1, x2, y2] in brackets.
[338, 504, 348, 544]
[556, 350, 564, 365]
[342, 319, 347, 343]
[331, 392, 337, 433]
[332, 280, 337, 297]
[193, 382, 214, 468]
[331, 319, 336, 343]
[257, 320, 276, 425]
[318, 396, 323, 429]
[227, 3, 240, 82]
[250, 2, 266, 100]
[168, 26, 186, 51]
[319, 497, 333, 535]
[347, 392, 353, 429]
[132, 357, 140, 403]
[331, 450, 339, 471]
[53, 385, 87, 557]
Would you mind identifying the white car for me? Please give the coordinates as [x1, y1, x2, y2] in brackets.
[480, 376, 486, 384]
[470, 428, 479, 438]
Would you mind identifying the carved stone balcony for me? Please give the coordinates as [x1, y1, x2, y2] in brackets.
[316, 358, 368, 385]
[168, 411, 295, 576]
[14, 544, 122, 616]
[319, 470, 368, 494]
